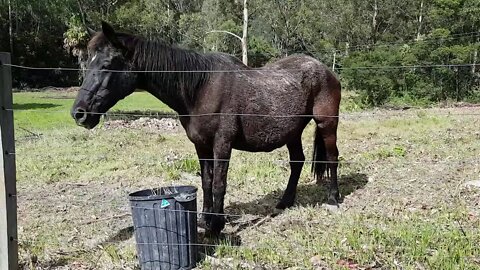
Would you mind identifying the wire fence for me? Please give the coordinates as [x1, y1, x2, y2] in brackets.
[4, 62, 480, 73]
[4, 60, 480, 256]
[5, 148, 480, 165]
[6, 104, 480, 166]
[344, 31, 480, 52]
[7, 108, 480, 118]
[4, 84, 480, 166]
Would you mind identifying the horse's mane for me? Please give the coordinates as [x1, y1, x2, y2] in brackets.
[88, 32, 214, 104]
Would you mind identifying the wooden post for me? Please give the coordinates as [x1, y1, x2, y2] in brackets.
[0, 52, 18, 270]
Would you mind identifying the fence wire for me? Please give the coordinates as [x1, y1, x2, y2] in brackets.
[5, 103, 480, 165]
[5, 149, 480, 165]
[5, 61, 480, 252]
[6, 107, 480, 119]
[3, 62, 480, 73]
[3, 31, 480, 269]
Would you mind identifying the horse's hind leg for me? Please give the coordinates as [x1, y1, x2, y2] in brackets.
[276, 136, 305, 210]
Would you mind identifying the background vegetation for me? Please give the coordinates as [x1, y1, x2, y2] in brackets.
[2, 1, 480, 268]
[1, 0, 480, 105]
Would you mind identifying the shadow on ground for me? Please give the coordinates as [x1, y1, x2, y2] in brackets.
[13, 102, 61, 110]
[226, 173, 369, 217]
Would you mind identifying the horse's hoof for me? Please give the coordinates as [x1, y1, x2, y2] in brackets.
[198, 216, 209, 229]
[275, 202, 287, 210]
[207, 215, 225, 236]
[326, 193, 340, 205]
[315, 176, 325, 185]
[272, 208, 283, 217]
[275, 200, 294, 210]
[323, 203, 341, 213]
[199, 213, 212, 227]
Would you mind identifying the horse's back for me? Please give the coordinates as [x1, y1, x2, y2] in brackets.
[266, 54, 341, 107]
[264, 54, 319, 69]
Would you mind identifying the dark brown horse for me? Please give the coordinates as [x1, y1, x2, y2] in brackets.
[72, 22, 341, 235]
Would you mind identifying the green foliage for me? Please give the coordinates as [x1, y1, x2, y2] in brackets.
[248, 36, 279, 67]
[162, 158, 200, 181]
[342, 35, 478, 106]
[63, 16, 88, 51]
[1, 0, 480, 105]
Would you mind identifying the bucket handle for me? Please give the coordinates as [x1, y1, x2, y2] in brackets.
[174, 192, 197, 202]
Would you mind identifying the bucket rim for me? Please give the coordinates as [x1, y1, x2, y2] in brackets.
[129, 185, 198, 201]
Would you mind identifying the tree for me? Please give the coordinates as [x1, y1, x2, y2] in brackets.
[8, 0, 12, 55]
[0, 0, 479, 103]
[204, 0, 248, 65]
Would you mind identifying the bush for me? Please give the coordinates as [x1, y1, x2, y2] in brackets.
[341, 40, 479, 107]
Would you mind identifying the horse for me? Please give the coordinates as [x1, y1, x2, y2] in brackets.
[71, 21, 341, 235]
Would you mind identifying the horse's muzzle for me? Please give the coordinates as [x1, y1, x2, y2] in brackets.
[71, 107, 100, 129]
[73, 107, 88, 125]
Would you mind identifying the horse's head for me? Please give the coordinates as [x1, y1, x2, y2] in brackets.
[72, 21, 138, 129]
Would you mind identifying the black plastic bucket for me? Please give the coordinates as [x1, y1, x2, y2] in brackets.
[129, 186, 198, 270]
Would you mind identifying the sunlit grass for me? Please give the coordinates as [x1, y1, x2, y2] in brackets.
[14, 89, 480, 269]
[13, 90, 172, 133]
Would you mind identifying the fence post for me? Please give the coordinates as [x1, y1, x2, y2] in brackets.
[0, 52, 18, 270]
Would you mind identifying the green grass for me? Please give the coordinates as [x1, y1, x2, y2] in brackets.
[13, 89, 362, 134]
[13, 90, 172, 132]
[13, 89, 480, 269]
[221, 210, 480, 269]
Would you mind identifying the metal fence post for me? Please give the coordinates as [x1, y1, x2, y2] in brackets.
[0, 52, 18, 270]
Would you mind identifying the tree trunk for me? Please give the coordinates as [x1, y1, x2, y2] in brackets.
[472, 31, 479, 86]
[332, 51, 336, 72]
[241, 0, 248, 66]
[371, 0, 378, 45]
[472, 44, 477, 76]
[416, 0, 424, 40]
[77, 0, 87, 26]
[8, 0, 13, 56]
[14, 0, 18, 36]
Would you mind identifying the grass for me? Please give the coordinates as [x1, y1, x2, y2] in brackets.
[13, 89, 480, 269]
[221, 211, 480, 269]
[13, 89, 362, 134]
[13, 90, 172, 132]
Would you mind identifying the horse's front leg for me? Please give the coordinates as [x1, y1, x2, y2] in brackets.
[195, 145, 214, 227]
[209, 140, 232, 235]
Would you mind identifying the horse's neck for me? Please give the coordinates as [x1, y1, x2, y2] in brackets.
[138, 51, 212, 115]
[143, 78, 190, 115]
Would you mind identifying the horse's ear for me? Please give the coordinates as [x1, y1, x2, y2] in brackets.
[101, 21, 125, 50]
[86, 26, 96, 37]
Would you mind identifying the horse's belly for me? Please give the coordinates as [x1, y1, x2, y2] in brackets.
[233, 119, 307, 152]
[232, 140, 285, 152]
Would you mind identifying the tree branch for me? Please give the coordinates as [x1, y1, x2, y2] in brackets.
[206, 30, 243, 42]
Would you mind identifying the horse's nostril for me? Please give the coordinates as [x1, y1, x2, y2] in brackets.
[74, 108, 87, 123]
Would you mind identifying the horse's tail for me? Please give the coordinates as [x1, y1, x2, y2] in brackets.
[311, 127, 327, 181]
